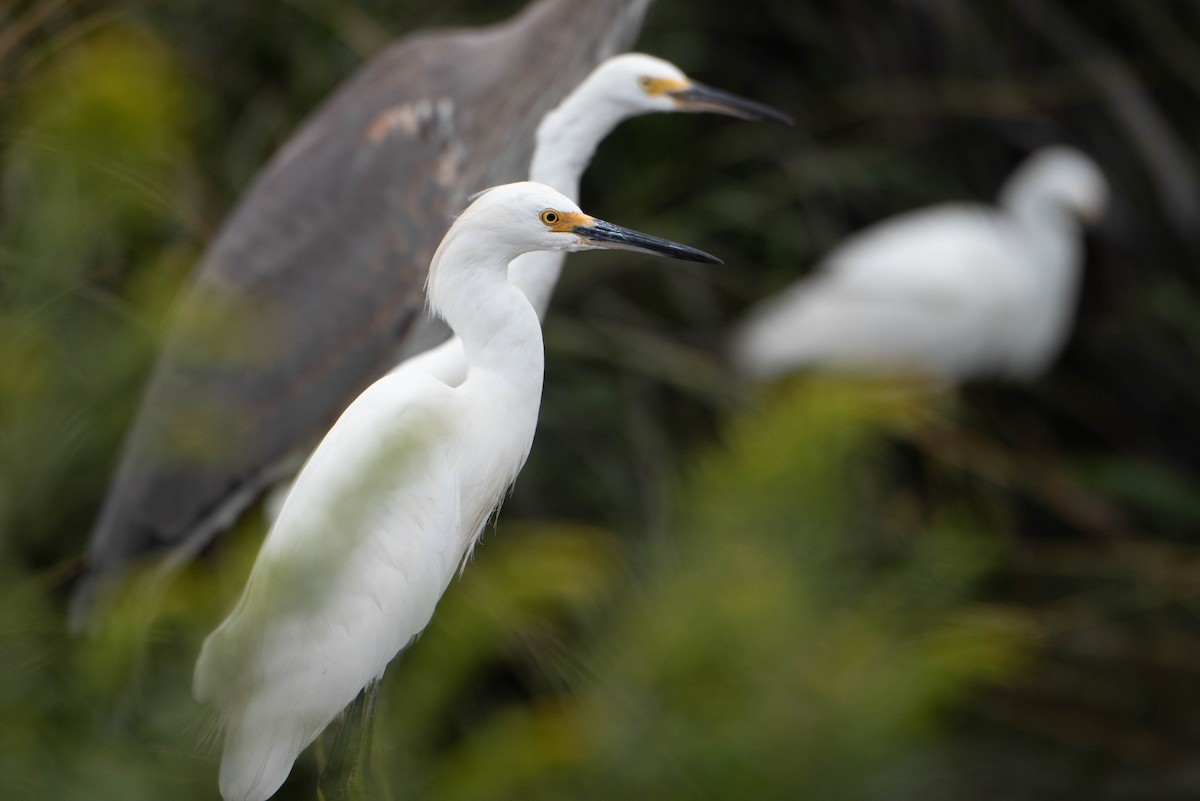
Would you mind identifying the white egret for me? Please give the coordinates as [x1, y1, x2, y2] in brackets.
[194, 182, 719, 801]
[392, 52, 790, 386]
[731, 147, 1109, 382]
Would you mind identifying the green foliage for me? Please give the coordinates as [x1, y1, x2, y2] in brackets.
[0, 29, 207, 794]
[0, 563, 213, 801]
[0, 19, 198, 561]
[353, 380, 1030, 801]
[548, 381, 1027, 801]
[2, 1, 1199, 799]
[5, 24, 194, 304]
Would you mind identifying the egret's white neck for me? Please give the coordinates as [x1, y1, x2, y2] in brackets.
[427, 226, 544, 396]
[999, 167, 1079, 239]
[530, 87, 633, 197]
[998, 168, 1086, 374]
[508, 89, 633, 318]
[1001, 171, 1082, 281]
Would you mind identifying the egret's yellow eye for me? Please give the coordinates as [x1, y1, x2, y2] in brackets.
[638, 76, 654, 91]
[540, 209, 561, 226]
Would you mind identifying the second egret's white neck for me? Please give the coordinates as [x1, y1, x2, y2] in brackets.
[1000, 172, 1074, 233]
[509, 81, 639, 319]
[998, 162, 1083, 279]
[427, 224, 545, 398]
[531, 79, 637, 198]
[996, 156, 1092, 377]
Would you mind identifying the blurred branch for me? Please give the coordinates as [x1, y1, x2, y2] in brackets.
[836, 76, 1060, 122]
[910, 421, 1131, 539]
[1117, 0, 1200, 107]
[546, 314, 743, 407]
[1011, 540, 1200, 602]
[0, 0, 70, 72]
[978, 691, 1194, 765]
[1007, 0, 1200, 239]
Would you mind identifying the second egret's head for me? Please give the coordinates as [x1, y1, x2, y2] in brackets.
[1002, 146, 1110, 225]
[583, 53, 792, 124]
[449, 182, 721, 266]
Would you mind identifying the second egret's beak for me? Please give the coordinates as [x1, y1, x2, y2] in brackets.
[573, 218, 721, 264]
[670, 81, 793, 124]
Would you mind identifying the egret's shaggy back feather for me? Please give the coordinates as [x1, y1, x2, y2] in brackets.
[194, 370, 530, 801]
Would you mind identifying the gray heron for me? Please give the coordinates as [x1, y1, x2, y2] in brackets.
[71, 0, 654, 626]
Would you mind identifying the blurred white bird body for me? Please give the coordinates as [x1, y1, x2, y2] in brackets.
[732, 147, 1108, 382]
[389, 53, 789, 387]
[195, 182, 718, 801]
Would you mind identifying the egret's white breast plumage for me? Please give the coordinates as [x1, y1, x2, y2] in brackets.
[731, 146, 1109, 383]
[195, 367, 526, 801]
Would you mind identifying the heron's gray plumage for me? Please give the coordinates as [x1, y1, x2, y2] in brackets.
[73, 0, 653, 625]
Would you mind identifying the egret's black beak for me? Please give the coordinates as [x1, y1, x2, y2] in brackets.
[670, 81, 793, 125]
[574, 218, 721, 264]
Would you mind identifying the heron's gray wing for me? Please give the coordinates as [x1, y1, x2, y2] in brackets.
[73, 0, 652, 623]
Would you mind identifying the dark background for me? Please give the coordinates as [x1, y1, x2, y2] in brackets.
[3, 0, 1199, 798]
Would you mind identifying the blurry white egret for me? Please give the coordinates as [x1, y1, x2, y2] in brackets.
[731, 147, 1109, 382]
[194, 181, 719, 801]
[395, 52, 790, 385]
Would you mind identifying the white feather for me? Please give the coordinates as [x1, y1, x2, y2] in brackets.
[195, 184, 560, 801]
[194, 181, 714, 801]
